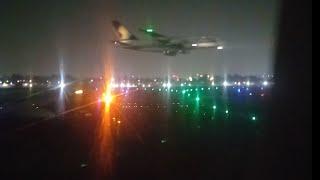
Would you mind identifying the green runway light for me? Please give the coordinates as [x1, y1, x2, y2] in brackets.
[201, 88, 204, 91]
[188, 94, 191, 97]
[182, 90, 186, 94]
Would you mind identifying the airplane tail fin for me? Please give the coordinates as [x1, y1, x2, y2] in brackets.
[112, 21, 138, 41]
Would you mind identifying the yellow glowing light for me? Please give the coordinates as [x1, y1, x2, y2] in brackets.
[102, 92, 113, 105]
[75, 89, 84, 95]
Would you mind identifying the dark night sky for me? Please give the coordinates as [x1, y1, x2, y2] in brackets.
[0, 0, 278, 78]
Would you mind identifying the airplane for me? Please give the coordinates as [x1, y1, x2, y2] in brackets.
[111, 21, 224, 56]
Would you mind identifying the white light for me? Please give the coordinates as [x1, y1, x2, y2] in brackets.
[263, 81, 269, 86]
[223, 81, 229, 87]
[2, 83, 9, 87]
[75, 90, 83, 95]
[59, 82, 66, 89]
[192, 43, 198, 47]
[188, 77, 193, 81]
[29, 83, 33, 88]
[217, 46, 224, 50]
[211, 81, 215, 86]
[246, 81, 251, 86]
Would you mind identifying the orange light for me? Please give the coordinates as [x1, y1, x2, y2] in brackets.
[102, 93, 113, 104]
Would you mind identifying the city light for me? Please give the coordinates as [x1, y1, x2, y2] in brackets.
[75, 90, 84, 95]
[192, 43, 198, 47]
[263, 81, 269, 86]
[2, 83, 9, 88]
[251, 116, 257, 121]
[223, 81, 229, 87]
[213, 105, 217, 110]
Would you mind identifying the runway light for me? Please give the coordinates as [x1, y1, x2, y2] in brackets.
[196, 97, 200, 102]
[225, 110, 229, 114]
[59, 82, 66, 89]
[75, 90, 84, 95]
[252, 116, 257, 121]
[213, 105, 217, 110]
[102, 92, 113, 105]
[223, 81, 229, 87]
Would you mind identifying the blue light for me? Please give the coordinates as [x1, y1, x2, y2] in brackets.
[238, 89, 241, 93]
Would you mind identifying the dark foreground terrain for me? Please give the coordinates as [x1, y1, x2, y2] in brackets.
[0, 87, 270, 179]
